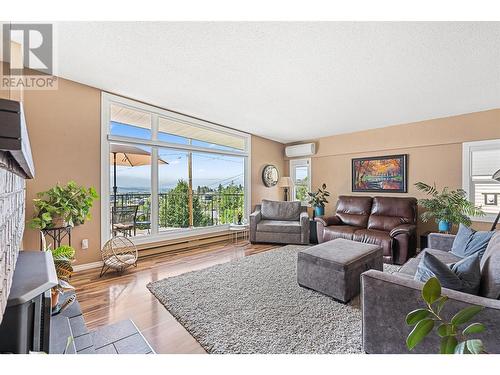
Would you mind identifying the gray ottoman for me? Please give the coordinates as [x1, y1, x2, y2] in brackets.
[297, 239, 383, 302]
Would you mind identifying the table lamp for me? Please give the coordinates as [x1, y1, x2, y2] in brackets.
[278, 177, 293, 201]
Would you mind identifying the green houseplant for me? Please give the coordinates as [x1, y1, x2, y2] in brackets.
[29, 181, 99, 229]
[406, 277, 487, 354]
[307, 183, 330, 217]
[414, 182, 485, 233]
[43, 244, 76, 308]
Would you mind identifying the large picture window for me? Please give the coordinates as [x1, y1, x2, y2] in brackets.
[462, 139, 500, 222]
[101, 93, 250, 245]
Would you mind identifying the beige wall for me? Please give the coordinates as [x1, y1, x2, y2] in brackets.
[251, 135, 286, 209]
[295, 109, 500, 237]
[21, 78, 102, 264]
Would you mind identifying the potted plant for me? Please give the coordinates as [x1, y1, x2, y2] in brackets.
[414, 182, 485, 233]
[307, 183, 330, 217]
[406, 277, 487, 354]
[43, 244, 76, 308]
[29, 181, 99, 229]
[64, 181, 99, 226]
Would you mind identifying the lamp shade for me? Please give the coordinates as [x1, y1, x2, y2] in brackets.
[493, 169, 500, 182]
[278, 176, 294, 188]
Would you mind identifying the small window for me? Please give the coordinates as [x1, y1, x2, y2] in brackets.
[463, 139, 500, 221]
[290, 158, 311, 204]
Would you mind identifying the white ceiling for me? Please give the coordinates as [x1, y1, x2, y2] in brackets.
[53, 22, 500, 144]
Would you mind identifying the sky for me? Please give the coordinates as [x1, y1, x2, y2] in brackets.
[110, 122, 245, 192]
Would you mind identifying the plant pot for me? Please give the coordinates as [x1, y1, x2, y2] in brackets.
[51, 215, 67, 228]
[438, 220, 452, 233]
[314, 206, 325, 217]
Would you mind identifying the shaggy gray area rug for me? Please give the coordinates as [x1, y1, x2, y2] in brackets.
[147, 245, 400, 354]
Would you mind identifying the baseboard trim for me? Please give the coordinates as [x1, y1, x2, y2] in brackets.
[74, 260, 103, 272]
[74, 232, 232, 272]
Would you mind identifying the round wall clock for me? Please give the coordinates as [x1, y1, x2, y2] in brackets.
[262, 164, 279, 187]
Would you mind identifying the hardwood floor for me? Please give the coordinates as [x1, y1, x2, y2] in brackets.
[72, 241, 280, 354]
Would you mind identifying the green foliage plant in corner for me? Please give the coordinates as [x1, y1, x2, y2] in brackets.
[29, 181, 99, 229]
[414, 182, 485, 231]
[406, 277, 487, 354]
[307, 183, 330, 208]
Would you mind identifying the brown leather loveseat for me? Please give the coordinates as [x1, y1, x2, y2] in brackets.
[314, 196, 417, 264]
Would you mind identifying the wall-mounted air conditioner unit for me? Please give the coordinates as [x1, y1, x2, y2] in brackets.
[285, 143, 316, 158]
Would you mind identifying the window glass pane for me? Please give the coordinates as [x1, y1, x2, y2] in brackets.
[472, 148, 500, 177]
[109, 143, 151, 237]
[192, 153, 245, 226]
[158, 148, 189, 231]
[110, 104, 151, 140]
[294, 166, 308, 184]
[159, 116, 245, 152]
[292, 162, 310, 202]
[473, 182, 500, 215]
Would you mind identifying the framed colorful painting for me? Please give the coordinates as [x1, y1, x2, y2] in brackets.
[352, 154, 408, 193]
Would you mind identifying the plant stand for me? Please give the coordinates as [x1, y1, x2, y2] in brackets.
[40, 226, 72, 251]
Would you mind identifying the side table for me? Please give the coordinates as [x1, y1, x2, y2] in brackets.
[419, 231, 433, 252]
[229, 223, 249, 246]
[309, 219, 318, 244]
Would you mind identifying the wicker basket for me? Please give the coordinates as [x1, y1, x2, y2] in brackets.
[51, 215, 67, 228]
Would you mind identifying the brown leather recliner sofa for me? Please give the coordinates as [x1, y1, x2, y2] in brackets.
[314, 195, 417, 264]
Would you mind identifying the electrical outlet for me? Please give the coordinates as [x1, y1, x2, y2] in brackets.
[81, 239, 89, 250]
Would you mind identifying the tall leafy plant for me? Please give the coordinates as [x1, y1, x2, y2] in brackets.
[307, 183, 330, 208]
[64, 181, 99, 225]
[414, 182, 485, 227]
[406, 277, 487, 354]
[29, 181, 99, 229]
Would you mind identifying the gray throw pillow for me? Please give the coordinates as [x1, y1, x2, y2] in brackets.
[261, 200, 301, 221]
[414, 251, 481, 295]
[450, 224, 494, 259]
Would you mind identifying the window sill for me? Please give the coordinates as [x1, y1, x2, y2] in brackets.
[126, 224, 232, 249]
[471, 213, 499, 224]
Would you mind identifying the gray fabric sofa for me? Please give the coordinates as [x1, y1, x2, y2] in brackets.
[250, 200, 309, 245]
[361, 230, 500, 354]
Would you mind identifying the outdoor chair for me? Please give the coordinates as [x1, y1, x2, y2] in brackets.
[112, 205, 139, 237]
[135, 200, 151, 234]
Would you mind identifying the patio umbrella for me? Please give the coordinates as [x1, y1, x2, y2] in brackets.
[110, 143, 168, 212]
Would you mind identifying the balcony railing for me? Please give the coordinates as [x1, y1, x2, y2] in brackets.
[111, 192, 245, 232]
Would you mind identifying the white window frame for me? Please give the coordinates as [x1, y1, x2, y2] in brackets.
[290, 158, 312, 205]
[101, 92, 251, 247]
[462, 139, 500, 223]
